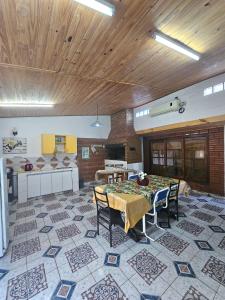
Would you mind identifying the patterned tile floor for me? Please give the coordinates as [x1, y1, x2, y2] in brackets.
[1, 185, 225, 300]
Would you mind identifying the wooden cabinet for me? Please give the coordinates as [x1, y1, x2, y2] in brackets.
[42, 134, 55, 154]
[27, 174, 41, 198]
[65, 135, 77, 153]
[40, 173, 52, 195]
[41, 134, 77, 154]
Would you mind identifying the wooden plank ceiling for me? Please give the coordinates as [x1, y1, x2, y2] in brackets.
[1, 0, 225, 117]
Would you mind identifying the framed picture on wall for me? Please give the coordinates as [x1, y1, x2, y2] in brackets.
[82, 147, 90, 160]
[2, 137, 27, 154]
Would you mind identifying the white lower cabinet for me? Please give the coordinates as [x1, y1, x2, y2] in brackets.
[62, 171, 73, 191]
[18, 168, 79, 203]
[27, 174, 41, 198]
[40, 173, 52, 195]
[52, 172, 63, 193]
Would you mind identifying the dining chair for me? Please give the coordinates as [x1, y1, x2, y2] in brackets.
[105, 173, 114, 184]
[142, 187, 170, 241]
[128, 174, 139, 180]
[114, 172, 124, 183]
[93, 187, 113, 247]
[168, 180, 180, 221]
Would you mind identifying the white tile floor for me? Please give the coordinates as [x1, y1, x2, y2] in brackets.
[0, 184, 225, 300]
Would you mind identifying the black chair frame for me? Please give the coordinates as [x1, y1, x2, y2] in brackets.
[93, 187, 113, 247]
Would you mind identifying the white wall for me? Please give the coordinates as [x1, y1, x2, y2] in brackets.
[0, 115, 111, 157]
[134, 72, 225, 132]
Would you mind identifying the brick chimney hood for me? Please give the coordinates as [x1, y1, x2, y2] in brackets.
[108, 109, 137, 144]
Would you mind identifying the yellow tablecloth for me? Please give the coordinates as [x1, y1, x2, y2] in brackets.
[95, 186, 151, 233]
[94, 176, 190, 233]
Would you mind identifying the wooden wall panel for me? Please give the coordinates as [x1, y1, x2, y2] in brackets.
[1, 1, 225, 116]
[77, 138, 107, 182]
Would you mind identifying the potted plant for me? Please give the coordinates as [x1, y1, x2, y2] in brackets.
[137, 172, 149, 186]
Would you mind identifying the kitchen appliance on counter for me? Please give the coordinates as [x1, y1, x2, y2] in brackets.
[0, 158, 9, 257]
[25, 163, 33, 171]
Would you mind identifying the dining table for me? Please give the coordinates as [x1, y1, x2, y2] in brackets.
[94, 175, 190, 236]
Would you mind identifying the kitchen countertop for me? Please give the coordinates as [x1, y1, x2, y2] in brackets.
[17, 166, 77, 175]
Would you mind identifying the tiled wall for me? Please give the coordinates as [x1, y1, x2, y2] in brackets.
[6, 154, 77, 172]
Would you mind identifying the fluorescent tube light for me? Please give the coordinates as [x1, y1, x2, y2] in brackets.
[0, 102, 54, 108]
[74, 0, 115, 16]
[153, 31, 200, 61]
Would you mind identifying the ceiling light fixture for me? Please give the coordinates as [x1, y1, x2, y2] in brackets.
[0, 102, 54, 108]
[153, 31, 200, 61]
[74, 0, 115, 16]
[90, 104, 103, 127]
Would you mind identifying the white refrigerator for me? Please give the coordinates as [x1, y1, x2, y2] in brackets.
[0, 158, 9, 257]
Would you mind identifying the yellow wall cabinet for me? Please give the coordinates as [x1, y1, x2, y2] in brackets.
[41, 134, 77, 154]
[65, 135, 77, 154]
[41, 134, 55, 155]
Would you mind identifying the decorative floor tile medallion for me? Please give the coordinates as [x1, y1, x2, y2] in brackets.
[104, 253, 120, 267]
[208, 225, 225, 233]
[103, 226, 130, 248]
[202, 203, 223, 213]
[191, 210, 216, 223]
[11, 237, 41, 262]
[176, 220, 205, 236]
[50, 212, 70, 223]
[65, 242, 98, 272]
[87, 216, 97, 227]
[59, 197, 67, 202]
[16, 209, 35, 220]
[56, 224, 81, 241]
[65, 205, 74, 210]
[179, 197, 194, 204]
[36, 212, 48, 218]
[77, 204, 95, 214]
[202, 256, 225, 286]
[34, 203, 45, 208]
[73, 215, 84, 221]
[43, 246, 62, 258]
[84, 230, 97, 238]
[51, 280, 76, 300]
[0, 269, 9, 280]
[197, 198, 208, 203]
[157, 232, 189, 255]
[14, 220, 37, 237]
[127, 249, 167, 285]
[17, 201, 33, 209]
[138, 236, 151, 245]
[46, 203, 62, 211]
[140, 295, 161, 300]
[182, 286, 208, 300]
[81, 274, 127, 300]
[39, 225, 53, 233]
[43, 194, 56, 202]
[70, 198, 84, 204]
[194, 240, 214, 251]
[218, 237, 225, 250]
[187, 204, 199, 209]
[174, 261, 196, 278]
[7, 264, 47, 299]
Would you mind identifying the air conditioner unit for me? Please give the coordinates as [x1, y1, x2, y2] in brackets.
[150, 98, 182, 117]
